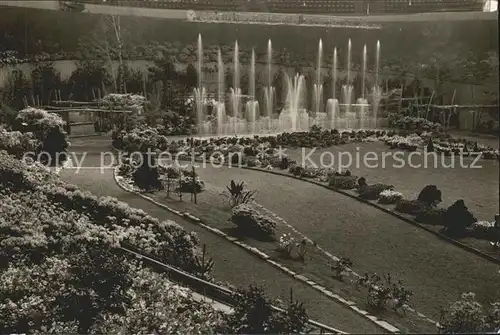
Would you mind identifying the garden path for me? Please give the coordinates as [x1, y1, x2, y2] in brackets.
[59, 136, 381, 334]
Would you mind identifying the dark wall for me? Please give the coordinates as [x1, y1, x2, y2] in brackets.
[0, 6, 497, 61]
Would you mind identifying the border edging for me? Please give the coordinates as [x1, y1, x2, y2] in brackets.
[113, 167, 401, 334]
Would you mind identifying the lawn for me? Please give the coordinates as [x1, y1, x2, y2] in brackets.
[151, 160, 499, 333]
[284, 141, 499, 221]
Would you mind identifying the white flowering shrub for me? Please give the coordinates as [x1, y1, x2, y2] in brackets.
[378, 189, 404, 205]
[101, 93, 147, 111]
[277, 233, 295, 257]
[391, 116, 442, 131]
[438, 292, 500, 334]
[0, 151, 230, 333]
[230, 204, 277, 236]
[0, 128, 40, 158]
[13, 108, 69, 165]
[0, 151, 204, 274]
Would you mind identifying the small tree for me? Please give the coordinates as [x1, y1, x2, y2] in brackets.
[417, 185, 442, 206]
[2, 69, 31, 111]
[426, 138, 435, 152]
[331, 257, 353, 280]
[183, 63, 198, 89]
[31, 62, 62, 106]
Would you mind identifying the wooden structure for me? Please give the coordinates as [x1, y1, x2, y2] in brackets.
[25, 89, 134, 135]
[410, 103, 498, 131]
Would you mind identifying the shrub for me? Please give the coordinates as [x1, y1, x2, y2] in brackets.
[470, 221, 499, 240]
[363, 273, 413, 313]
[0, 128, 40, 159]
[243, 146, 258, 156]
[31, 62, 62, 106]
[415, 207, 447, 225]
[289, 164, 304, 176]
[331, 257, 353, 280]
[278, 156, 294, 170]
[228, 285, 274, 334]
[438, 292, 500, 334]
[357, 177, 367, 188]
[159, 164, 182, 179]
[245, 156, 261, 167]
[69, 60, 112, 101]
[14, 108, 69, 165]
[277, 233, 295, 257]
[443, 200, 477, 236]
[358, 183, 394, 200]
[395, 199, 430, 216]
[335, 169, 352, 177]
[328, 175, 358, 190]
[178, 176, 205, 193]
[229, 285, 309, 334]
[295, 239, 309, 261]
[417, 185, 442, 206]
[117, 158, 135, 178]
[230, 204, 277, 237]
[132, 153, 163, 191]
[378, 189, 404, 205]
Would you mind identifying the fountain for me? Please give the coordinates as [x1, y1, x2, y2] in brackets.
[370, 40, 382, 129]
[194, 86, 208, 134]
[326, 47, 340, 129]
[190, 35, 385, 136]
[215, 48, 226, 135]
[281, 74, 307, 132]
[263, 39, 275, 133]
[342, 39, 354, 125]
[356, 44, 369, 129]
[194, 34, 206, 133]
[245, 49, 259, 134]
[197, 34, 203, 89]
[312, 39, 324, 119]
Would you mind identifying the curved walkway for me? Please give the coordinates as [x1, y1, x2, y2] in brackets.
[60, 137, 382, 334]
[181, 164, 500, 319]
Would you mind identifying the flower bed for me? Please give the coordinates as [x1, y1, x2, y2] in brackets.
[101, 93, 146, 111]
[113, 124, 499, 162]
[378, 189, 404, 205]
[390, 116, 443, 132]
[0, 151, 205, 275]
[0, 152, 229, 333]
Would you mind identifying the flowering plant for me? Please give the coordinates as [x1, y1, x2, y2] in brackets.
[277, 233, 295, 257]
[378, 189, 404, 205]
[101, 93, 147, 113]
